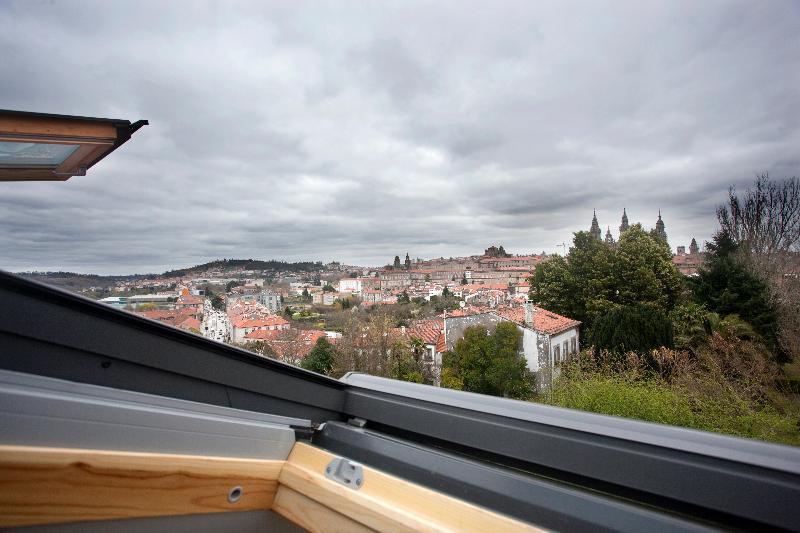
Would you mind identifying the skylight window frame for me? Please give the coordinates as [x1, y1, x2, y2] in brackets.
[0, 110, 147, 181]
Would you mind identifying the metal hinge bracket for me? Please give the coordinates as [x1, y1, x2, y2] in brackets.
[325, 457, 364, 490]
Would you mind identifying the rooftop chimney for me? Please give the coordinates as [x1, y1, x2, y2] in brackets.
[524, 301, 536, 326]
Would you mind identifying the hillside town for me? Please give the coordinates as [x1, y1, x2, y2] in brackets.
[45, 209, 700, 389]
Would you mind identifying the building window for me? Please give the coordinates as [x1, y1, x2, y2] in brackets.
[563, 341, 569, 361]
[571, 337, 577, 354]
[553, 345, 561, 365]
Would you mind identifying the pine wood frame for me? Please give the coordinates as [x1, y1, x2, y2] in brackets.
[0, 112, 139, 181]
[0, 443, 541, 531]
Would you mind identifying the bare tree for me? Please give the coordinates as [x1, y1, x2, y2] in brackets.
[716, 173, 800, 256]
[717, 173, 800, 362]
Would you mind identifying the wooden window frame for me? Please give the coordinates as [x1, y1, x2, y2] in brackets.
[0, 110, 146, 181]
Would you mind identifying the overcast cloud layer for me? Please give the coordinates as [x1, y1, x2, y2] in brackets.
[1, 0, 799, 274]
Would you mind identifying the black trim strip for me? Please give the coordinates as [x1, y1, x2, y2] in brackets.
[315, 422, 711, 532]
[341, 386, 800, 530]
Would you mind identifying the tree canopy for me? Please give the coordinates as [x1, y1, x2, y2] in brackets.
[530, 225, 681, 333]
[689, 230, 779, 356]
[443, 322, 533, 399]
[590, 304, 674, 356]
[301, 337, 336, 375]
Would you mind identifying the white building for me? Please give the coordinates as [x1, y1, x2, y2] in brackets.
[338, 278, 362, 293]
[443, 303, 580, 389]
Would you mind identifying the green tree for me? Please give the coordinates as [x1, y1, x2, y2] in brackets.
[301, 337, 336, 375]
[460, 274, 468, 285]
[531, 226, 681, 334]
[690, 231, 779, 355]
[670, 302, 713, 351]
[397, 291, 411, 304]
[589, 304, 674, 356]
[444, 323, 533, 398]
[211, 295, 225, 310]
[322, 284, 335, 292]
[301, 288, 310, 301]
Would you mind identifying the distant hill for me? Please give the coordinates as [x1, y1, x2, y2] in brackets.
[16, 271, 151, 291]
[159, 258, 323, 278]
[15, 258, 325, 288]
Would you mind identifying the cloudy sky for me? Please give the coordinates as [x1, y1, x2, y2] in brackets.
[1, 1, 798, 274]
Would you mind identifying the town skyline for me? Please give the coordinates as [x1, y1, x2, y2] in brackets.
[8, 207, 701, 276]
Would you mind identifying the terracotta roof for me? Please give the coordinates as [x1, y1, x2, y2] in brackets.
[135, 308, 198, 324]
[232, 315, 290, 329]
[244, 329, 283, 340]
[247, 329, 327, 359]
[176, 317, 201, 331]
[493, 306, 580, 335]
[459, 283, 509, 291]
[177, 294, 203, 305]
[436, 333, 446, 353]
[406, 319, 444, 346]
[392, 319, 446, 353]
[442, 306, 491, 317]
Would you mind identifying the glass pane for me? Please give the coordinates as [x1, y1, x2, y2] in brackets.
[0, 142, 80, 166]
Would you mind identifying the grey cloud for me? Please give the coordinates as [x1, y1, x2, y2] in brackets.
[1, 0, 798, 274]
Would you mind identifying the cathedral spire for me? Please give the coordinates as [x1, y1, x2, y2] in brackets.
[590, 210, 602, 241]
[605, 226, 615, 245]
[654, 210, 667, 243]
[619, 208, 629, 233]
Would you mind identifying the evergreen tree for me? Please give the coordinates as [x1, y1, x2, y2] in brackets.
[590, 304, 673, 355]
[301, 337, 336, 375]
[690, 230, 779, 355]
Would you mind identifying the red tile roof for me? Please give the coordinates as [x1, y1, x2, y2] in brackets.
[459, 283, 509, 291]
[232, 315, 290, 329]
[244, 329, 283, 340]
[392, 318, 446, 353]
[246, 329, 327, 359]
[406, 319, 444, 346]
[176, 317, 201, 331]
[493, 306, 580, 335]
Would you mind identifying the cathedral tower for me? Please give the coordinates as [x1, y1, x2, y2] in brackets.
[620, 208, 629, 233]
[605, 226, 615, 246]
[590, 210, 602, 241]
[654, 210, 668, 242]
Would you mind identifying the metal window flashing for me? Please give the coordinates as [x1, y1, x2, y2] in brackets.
[0, 369, 298, 459]
[340, 372, 800, 474]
